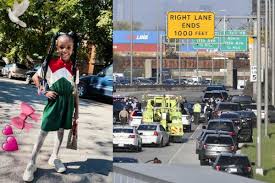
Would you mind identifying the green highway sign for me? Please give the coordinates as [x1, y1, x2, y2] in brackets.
[219, 30, 248, 52]
[192, 37, 219, 49]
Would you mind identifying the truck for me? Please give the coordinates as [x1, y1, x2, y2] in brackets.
[142, 94, 184, 142]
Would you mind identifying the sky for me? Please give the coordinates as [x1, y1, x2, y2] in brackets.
[113, 0, 252, 30]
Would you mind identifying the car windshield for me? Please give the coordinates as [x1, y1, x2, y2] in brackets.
[206, 86, 224, 91]
[204, 93, 223, 98]
[207, 122, 234, 132]
[205, 136, 233, 145]
[236, 111, 256, 118]
[137, 125, 157, 131]
[217, 156, 250, 166]
[113, 128, 133, 133]
[218, 104, 240, 111]
[220, 113, 240, 119]
[231, 96, 252, 103]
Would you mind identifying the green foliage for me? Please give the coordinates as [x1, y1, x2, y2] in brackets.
[0, 0, 112, 65]
[242, 124, 275, 183]
[113, 20, 142, 30]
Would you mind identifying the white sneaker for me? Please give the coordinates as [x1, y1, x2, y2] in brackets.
[48, 155, 66, 173]
[23, 162, 37, 182]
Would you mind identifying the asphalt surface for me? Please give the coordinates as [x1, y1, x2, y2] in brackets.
[0, 77, 112, 183]
[113, 125, 200, 165]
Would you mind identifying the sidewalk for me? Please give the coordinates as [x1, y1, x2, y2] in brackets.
[0, 79, 112, 183]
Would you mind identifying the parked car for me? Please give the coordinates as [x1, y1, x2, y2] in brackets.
[205, 119, 238, 144]
[1, 63, 28, 79]
[137, 123, 169, 147]
[220, 112, 253, 143]
[113, 125, 142, 152]
[235, 111, 256, 128]
[25, 65, 41, 84]
[202, 90, 228, 103]
[242, 103, 275, 122]
[78, 64, 113, 98]
[212, 153, 254, 178]
[0, 61, 6, 75]
[229, 95, 253, 105]
[113, 157, 138, 163]
[199, 134, 236, 165]
[213, 102, 241, 118]
[196, 130, 231, 154]
[203, 85, 228, 92]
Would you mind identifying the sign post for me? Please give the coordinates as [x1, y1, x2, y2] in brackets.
[167, 12, 215, 39]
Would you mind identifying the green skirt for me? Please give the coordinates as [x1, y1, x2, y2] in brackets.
[41, 78, 74, 131]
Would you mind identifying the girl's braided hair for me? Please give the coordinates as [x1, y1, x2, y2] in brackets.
[41, 32, 79, 84]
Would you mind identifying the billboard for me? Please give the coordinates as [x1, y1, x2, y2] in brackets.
[113, 31, 165, 44]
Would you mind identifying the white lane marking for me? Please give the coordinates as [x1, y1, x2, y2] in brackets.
[168, 124, 202, 164]
[190, 124, 202, 140]
[168, 142, 186, 165]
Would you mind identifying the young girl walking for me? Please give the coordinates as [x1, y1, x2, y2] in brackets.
[23, 32, 79, 182]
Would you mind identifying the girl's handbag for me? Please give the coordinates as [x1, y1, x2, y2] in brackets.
[66, 119, 78, 150]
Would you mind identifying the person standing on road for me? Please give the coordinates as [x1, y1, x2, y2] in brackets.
[23, 32, 79, 182]
[193, 101, 201, 125]
[119, 107, 129, 125]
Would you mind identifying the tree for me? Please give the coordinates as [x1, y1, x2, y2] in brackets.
[113, 20, 142, 30]
[0, 0, 112, 65]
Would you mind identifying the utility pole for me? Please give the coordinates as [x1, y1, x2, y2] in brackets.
[256, 0, 264, 176]
[272, 0, 275, 105]
[160, 35, 163, 84]
[130, 0, 133, 85]
[264, 0, 269, 137]
[178, 39, 181, 85]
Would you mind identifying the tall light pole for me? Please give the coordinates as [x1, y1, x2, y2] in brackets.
[130, 0, 133, 85]
[272, 0, 275, 106]
[256, 0, 264, 176]
[264, 0, 269, 137]
[219, 10, 227, 85]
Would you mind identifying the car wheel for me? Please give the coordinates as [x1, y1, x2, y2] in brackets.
[8, 72, 12, 79]
[138, 143, 142, 152]
[158, 138, 163, 147]
[200, 159, 207, 166]
[78, 83, 87, 97]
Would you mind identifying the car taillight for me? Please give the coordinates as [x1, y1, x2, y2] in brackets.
[128, 135, 136, 138]
[153, 131, 158, 136]
[203, 144, 208, 149]
[229, 132, 236, 136]
[215, 165, 221, 171]
[246, 166, 252, 172]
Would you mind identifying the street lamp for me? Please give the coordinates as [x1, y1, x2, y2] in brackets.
[219, 10, 227, 85]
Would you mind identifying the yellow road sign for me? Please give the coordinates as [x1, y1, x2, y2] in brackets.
[167, 12, 215, 39]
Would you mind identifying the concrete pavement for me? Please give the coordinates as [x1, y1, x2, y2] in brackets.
[0, 77, 112, 183]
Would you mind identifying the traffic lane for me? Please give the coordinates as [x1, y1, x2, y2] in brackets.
[114, 88, 243, 102]
[0, 77, 113, 183]
[113, 125, 199, 164]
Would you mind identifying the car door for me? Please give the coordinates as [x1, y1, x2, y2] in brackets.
[237, 118, 253, 143]
[160, 125, 169, 145]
